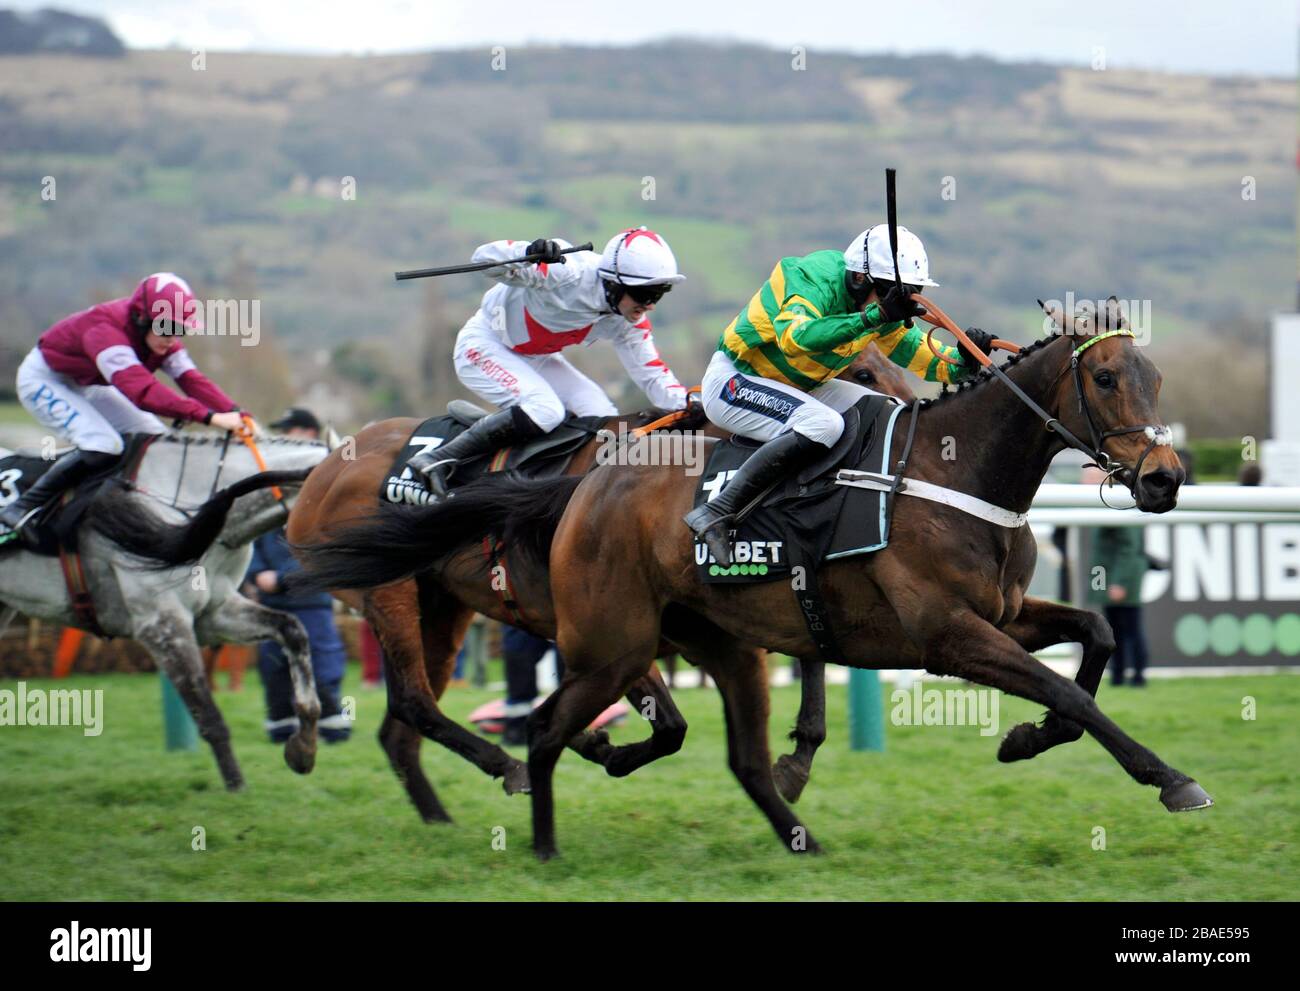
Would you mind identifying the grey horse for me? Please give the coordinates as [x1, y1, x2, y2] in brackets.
[0, 431, 330, 789]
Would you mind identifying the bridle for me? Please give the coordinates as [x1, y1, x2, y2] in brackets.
[917, 297, 1172, 497]
[1064, 330, 1173, 489]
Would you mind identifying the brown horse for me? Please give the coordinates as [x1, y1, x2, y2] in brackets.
[285, 345, 914, 823]
[294, 299, 1210, 858]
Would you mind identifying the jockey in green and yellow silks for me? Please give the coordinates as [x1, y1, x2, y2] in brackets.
[685, 225, 995, 565]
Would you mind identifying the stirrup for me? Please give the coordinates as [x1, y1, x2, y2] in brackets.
[684, 506, 736, 566]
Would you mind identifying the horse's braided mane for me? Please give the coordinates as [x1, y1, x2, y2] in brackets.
[916, 332, 1060, 410]
[155, 430, 324, 447]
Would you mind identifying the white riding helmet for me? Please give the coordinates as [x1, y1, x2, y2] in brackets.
[598, 227, 686, 286]
[844, 225, 939, 288]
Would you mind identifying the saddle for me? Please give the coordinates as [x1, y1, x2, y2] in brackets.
[380, 404, 609, 506]
[0, 434, 157, 638]
[690, 395, 907, 584]
[0, 434, 156, 558]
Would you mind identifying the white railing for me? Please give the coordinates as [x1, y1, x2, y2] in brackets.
[1027, 484, 1300, 526]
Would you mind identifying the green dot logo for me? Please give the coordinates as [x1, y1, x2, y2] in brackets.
[1174, 615, 1209, 657]
[1277, 614, 1300, 656]
[1241, 614, 1273, 657]
[1173, 612, 1300, 659]
[708, 565, 720, 577]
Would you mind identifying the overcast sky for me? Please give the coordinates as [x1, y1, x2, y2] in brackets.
[18, 0, 1299, 76]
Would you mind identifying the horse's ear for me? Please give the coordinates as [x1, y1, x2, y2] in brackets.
[1103, 295, 1129, 331]
[1039, 298, 1068, 335]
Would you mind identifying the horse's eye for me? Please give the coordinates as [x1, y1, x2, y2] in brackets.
[855, 370, 876, 386]
[1094, 370, 1116, 389]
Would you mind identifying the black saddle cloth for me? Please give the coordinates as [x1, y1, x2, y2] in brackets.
[0, 434, 155, 556]
[381, 413, 608, 506]
[691, 395, 907, 584]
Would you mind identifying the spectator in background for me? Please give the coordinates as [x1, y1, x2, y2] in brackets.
[248, 407, 352, 742]
[1083, 465, 1150, 687]
[501, 626, 563, 746]
[1239, 462, 1262, 486]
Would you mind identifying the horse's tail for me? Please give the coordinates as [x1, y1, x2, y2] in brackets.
[286, 472, 583, 594]
[87, 468, 313, 567]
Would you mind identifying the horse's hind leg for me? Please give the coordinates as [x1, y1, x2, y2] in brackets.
[527, 653, 647, 860]
[570, 663, 688, 777]
[137, 610, 243, 790]
[197, 594, 320, 775]
[772, 656, 826, 804]
[997, 596, 1116, 763]
[707, 648, 820, 853]
[925, 614, 1212, 812]
[366, 581, 527, 809]
[377, 584, 479, 824]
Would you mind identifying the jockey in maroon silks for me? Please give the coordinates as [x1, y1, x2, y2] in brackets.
[0, 272, 253, 543]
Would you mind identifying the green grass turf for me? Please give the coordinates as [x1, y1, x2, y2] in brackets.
[0, 669, 1295, 900]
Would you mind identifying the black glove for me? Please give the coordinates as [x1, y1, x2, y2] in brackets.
[525, 238, 566, 264]
[957, 327, 995, 368]
[874, 284, 927, 328]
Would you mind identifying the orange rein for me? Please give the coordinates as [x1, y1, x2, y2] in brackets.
[236, 414, 282, 500]
[631, 386, 703, 439]
[913, 293, 1019, 368]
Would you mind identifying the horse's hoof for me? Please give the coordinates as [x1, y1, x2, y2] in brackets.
[772, 755, 810, 804]
[283, 735, 317, 775]
[1161, 779, 1214, 812]
[534, 844, 559, 862]
[502, 761, 531, 795]
[224, 777, 246, 793]
[997, 722, 1041, 763]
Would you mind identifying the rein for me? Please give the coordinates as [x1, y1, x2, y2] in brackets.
[915, 295, 1169, 492]
[630, 386, 703, 439]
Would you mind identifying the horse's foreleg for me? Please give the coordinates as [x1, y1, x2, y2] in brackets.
[570, 663, 688, 776]
[772, 656, 826, 804]
[997, 596, 1116, 762]
[137, 610, 244, 790]
[924, 614, 1212, 812]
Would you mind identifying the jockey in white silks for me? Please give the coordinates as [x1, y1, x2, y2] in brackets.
[405, 228, 698, 497]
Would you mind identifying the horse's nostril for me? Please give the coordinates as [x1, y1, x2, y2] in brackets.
[1145, 469, 1175, 494]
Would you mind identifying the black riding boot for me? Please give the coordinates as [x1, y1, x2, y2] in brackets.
[0, 449, 120, 542]
[406, 407, 543, 499]
[683, 431, 824, 566]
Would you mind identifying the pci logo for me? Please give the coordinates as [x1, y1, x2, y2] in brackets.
[50, 921, 151, 971]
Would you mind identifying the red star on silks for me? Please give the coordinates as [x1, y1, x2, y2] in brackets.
[622, 228, 662, 246]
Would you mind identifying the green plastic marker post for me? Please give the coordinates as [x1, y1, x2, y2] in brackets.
[848, 669, 885, 752]
[161, 673, 197, 751]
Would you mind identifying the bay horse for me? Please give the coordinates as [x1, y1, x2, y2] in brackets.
[295, 298, 1211, 858]
[282, 345, 913, 823]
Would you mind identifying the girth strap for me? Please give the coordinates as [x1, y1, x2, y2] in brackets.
[787, 544, 843, 664]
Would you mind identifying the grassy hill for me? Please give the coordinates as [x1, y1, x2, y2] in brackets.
[0, 44, 1291, 435]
